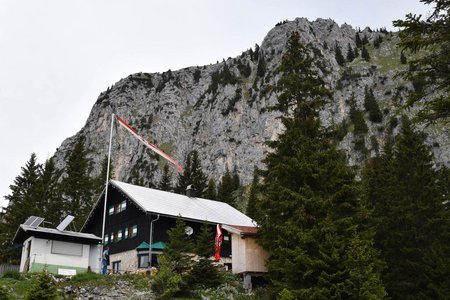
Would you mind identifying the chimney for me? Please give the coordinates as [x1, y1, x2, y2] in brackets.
[186, 184, 196, 197]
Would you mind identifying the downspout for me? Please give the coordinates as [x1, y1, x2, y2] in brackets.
[148, 214, 160, 269]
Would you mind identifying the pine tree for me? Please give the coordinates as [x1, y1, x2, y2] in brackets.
[188, 224, 222, 289]
[355, 32, 363, 48]
[35, 158, 63, 226]
[25, 271, 58, 300]
[158, 164, 173, 192]
[335, 43, 345, 66]
[60, 136, 95, 230]
[217, 166, 234, 206]
[255, 31, 386, 298]
[393, 0, 450, 121]
[257, 53, 267, 77]
[246, 167, 259, 220]
[363, 117, 450, 298]
[0, 153, 40, 263]
[364, 86, 383, 123]
[175, 151, 208, 197]
[361, 46, 370, 61]
[94, 155, 114, 196]
[205, 179, 217, 200]
[346, 43, 355, 62]
[400, 51, 407, 64]
[164, 218, 193, 274]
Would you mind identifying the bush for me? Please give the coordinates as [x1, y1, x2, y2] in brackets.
[0, 285, 11, 300]
[151, 255, 183, 299]
[25, 272, 58, 300]
[1, 270, 21, 280]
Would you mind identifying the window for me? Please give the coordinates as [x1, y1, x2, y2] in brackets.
[104, 235, 109, 244]
[108, 206, 114, 215]
[112, 261, 121, 274]
[118, 230, 123, 241]
[138, 253, 160, 268]
[131, 225, 138, 237]
[120, 201, 127, 211]
[124, 228, 129, 239]
[110, 233, 114, 243]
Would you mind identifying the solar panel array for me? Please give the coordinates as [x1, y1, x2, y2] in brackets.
[23, 216, 45, 228]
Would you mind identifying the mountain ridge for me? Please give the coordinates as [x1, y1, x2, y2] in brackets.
[51, 17, 449, 187]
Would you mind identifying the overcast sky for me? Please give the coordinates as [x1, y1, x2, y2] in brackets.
[0, 0, 431, 209]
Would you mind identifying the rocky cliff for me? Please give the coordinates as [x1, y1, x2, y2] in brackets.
[52, 17, 450, 187]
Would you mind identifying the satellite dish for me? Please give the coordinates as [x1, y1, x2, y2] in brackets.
[185, 226, 194, 236]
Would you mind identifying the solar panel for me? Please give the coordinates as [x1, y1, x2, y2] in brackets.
[56, 215, 75, 231]
[24, 216, 38, 226]
[27, 216, 45, 228]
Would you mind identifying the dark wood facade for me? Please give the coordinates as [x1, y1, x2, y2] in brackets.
[83, 184, 231, 257]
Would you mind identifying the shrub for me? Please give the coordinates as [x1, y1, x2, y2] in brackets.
[1, 270, 21, 280]
[25, 272, 58, 300]
[0, 285, 11, 300]
[151, 255, 183, 299]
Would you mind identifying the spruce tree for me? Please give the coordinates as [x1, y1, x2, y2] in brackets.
[257, 54, 267, 77]
[60, 136, 95, 230]
[217, 166, 234, 206]
[393, 0, 450, 121]
[158, 164, 173, 192]
[255, 31, 386, 298]
[246, 167, 259, 220]
[25, 271, 58, 300]
[205, 179, 217, 200]
[355, 32, 363, 48]
[0, 153, 40, 263]
[35, 158, 63, 226]
[94, 155, 114, 196]
[361, 46, 370, 61]
[335, 43, 345, 66]
[346, 43, 355, 62]
[164, 218, 193, 274]
[364, 87, 383, 123]
[175, 151, 208, 197]
[363, 117, 450, 299]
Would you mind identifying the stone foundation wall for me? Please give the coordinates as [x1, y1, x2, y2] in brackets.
[110, 249, 138, 273]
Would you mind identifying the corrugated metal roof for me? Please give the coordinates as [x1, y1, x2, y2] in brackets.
[111, 180, 255, 227]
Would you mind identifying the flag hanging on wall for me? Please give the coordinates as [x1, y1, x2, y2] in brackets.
[215, 224, 223, 261]
[116, 115, 184, 173]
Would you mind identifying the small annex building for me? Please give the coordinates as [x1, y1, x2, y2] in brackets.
[13, 218, 102, 275]
[82, 180, 266, 276]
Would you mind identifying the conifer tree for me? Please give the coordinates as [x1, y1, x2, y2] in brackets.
[60, 136, 95, 230]
[217, 166, 234, 206]
[255, 31, 386, 298]
[25, 271, 59, 300]
[246, 167, 259, 220]
[0, 153, 41, 263]
[158, 164, 173, 192]
[35, 158, 63, 226]
[400, 51, 407, 64]
[94, 155, 114, 196]
[364, 86, 383, 123]
[355, 32, 362, 48]
[205, 179, 217, 200]
[335, 43, 345, 66]
[175, 151, 208, 197]
[164, 218, 193, 274]
[363, 117, 450, 298]
[257, 54, 267, 77]
[188, 224, 222, 288]
[393, 0, 450, 121]
[361, 46, 370, 61]
[346, 43, 355, 62]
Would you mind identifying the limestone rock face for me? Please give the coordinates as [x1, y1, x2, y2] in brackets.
[52, 18, 449, 187]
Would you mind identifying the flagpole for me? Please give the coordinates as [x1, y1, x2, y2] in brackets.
[100, 113, 115, 273]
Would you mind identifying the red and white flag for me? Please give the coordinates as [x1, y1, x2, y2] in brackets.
[116, 115, 184, 173]
[214, 224, 223, 261]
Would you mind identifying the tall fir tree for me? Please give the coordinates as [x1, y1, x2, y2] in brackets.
[175, 151, 208, 197]
[35, 158, 63, 226]
[157, 164, 173, 192]
[335, 43, 345, 66]
[217, 166, 234, 206]
[365, 117, 450, 298]
[60, 136, 95, 230]
[255, 31, 386, 298]
[204, 179, 217, 200]
[393, 0, 450, 121]
[0, 153, 41, 263]
[364, 86, 383, 123]
[346, 43, 356, 62]
[361, 46, 371, 61]
[245, 167, 259, 220]
[94, 155, 114, 196]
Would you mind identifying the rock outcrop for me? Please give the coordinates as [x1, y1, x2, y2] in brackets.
[52, 17, 449, 187]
